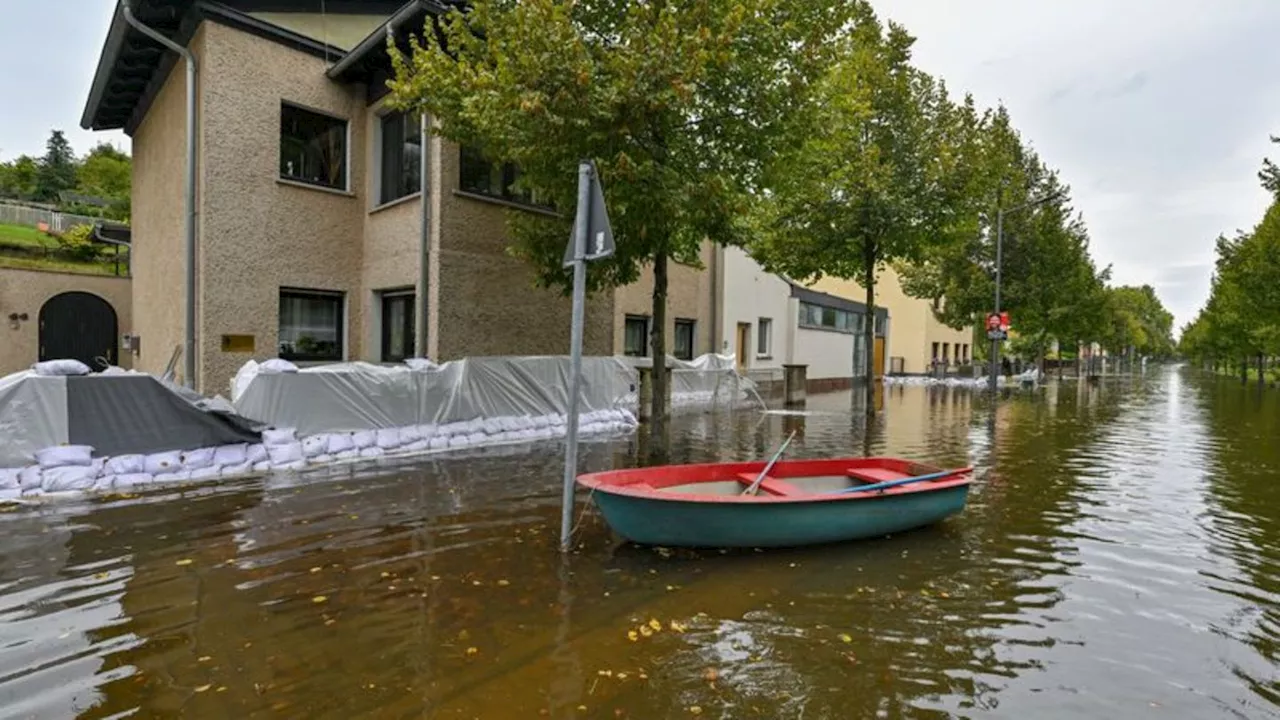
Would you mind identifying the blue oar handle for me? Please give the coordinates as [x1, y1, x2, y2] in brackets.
[830, 469, 960, 495]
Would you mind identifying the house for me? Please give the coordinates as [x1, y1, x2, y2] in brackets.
[715, 246, 975, 390]
[80, 0, 712, 396]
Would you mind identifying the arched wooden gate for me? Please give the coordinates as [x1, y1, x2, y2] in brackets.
[39, 292, 118, 369]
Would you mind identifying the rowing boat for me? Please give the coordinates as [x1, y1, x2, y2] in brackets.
[576, 457, 972, 548]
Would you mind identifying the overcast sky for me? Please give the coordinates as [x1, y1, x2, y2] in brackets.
[3, 1, 1279, 329]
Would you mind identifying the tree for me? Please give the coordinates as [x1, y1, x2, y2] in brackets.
[75, 142, 132, 219]
[747, 6, 984, 411]
[1260, 135, 1280, 200]
[36, 130, 78, 202]
[0, 155, 39, 200]
[387, 0, 855, 441]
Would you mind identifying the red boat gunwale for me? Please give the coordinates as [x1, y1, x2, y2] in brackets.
[576, 457, 973, 504]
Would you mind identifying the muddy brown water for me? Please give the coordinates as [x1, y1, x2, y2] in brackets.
[1, 366, 1278, 719]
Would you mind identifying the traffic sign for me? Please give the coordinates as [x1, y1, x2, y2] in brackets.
[562, 161, 615, 267]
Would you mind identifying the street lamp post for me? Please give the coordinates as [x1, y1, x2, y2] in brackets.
[987, 189, 1065, 394]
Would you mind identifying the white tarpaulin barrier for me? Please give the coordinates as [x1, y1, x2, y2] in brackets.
[231, 355, 638, 435]
[619, 353, 761, 408]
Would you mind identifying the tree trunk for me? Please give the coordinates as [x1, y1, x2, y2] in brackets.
[863, 242, 877, 416]
[649, 249, 669, 453]
[1241, 357, 1248, 384]
[1258, 353, 1266, 389]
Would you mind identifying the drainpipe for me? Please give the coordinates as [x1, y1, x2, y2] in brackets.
[416, 110, 430, 358]
[121, 0, 198, 390]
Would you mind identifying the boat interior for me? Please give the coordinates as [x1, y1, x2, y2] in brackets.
[660, 465, 925, 498]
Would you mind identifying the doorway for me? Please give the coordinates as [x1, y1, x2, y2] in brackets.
[39, 292, 118, 369]
[380, 290, 416, 362]
[873, 337, 886, 379]
[734, 322, 751, 373]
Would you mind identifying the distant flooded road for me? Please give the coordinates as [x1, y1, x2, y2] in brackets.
[2, 365, 1279, 719]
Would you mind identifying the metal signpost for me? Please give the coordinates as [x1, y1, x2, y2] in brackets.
[560, 160, 615, 552]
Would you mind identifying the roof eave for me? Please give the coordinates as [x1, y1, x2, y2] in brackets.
[80, 5, 133, 131]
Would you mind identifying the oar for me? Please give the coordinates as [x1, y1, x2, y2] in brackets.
[742, 430, 797, 496]
[829, 468, 967, 495]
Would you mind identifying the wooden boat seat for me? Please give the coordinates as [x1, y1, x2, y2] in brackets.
[845, 467, 908, 484]
[734, 472, 803, 496]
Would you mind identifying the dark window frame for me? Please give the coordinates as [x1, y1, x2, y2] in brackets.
[279, 102, 349, 191]
[380, 289, 416, 363]
[278, 288, 345, 362]
[378, 109, 422, 205]
[756, 317, 772, 357]
[674, 318, 696, 361]
[798, 301, 861, 334]
[624, 314, 650, 357]
[458, 145, 550, 208]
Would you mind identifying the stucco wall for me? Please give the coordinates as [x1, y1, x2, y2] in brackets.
[197, 21, 367, 396]
[130, 24, 206, 383]
[434, 139, 614, 359]
[718, 245, 792, 370]
[0, 268, 132, 377]
[793, 324, 853, 381]
[613, 241, 715, 358]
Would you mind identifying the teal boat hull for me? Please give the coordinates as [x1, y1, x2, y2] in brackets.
[589, 482, 970, 548]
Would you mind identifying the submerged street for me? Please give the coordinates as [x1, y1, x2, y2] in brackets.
[1, 366, 1277, 719]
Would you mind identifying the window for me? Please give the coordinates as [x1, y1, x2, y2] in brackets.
[962, 344, 970, 363]
[674, 319, 696, 361]
[379, 110, 421, 204]
[279, 289, 344, 361]
[381, 290, 415, 362]
[798, 301, 861, 333]
[280, 103, 348, 190]
[757, 318, 772, 357]
[459, 145, 536, 204]
[932, 342, 940, 361]
[942, 343, 950, 363]
[624, 315, 649, 357]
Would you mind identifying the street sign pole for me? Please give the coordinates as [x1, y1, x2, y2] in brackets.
[560, 162, 592, 552]
[560, 160, 615, 552]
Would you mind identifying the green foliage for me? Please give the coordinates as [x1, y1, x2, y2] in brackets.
[75, 143, 133, 219]
[1260, 135, 1280, 201]
[55, 224, 103, 262]
[0, 155, 39, 200]
[36, 130, 78, 202]
[386, 0, 856, 430]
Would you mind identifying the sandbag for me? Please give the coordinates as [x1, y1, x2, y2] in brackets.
[0, 487, 19, 502]
[32, 359, 92, 376]
[154, 470, 192, 483]
[352, 431, 375, 449]
[189, 466, 221, 481]
[448, 435, 471, 448]
[181, 447, 216, 470]
[359, 447, 384, 459]
[428, 436, 449, 450]
[375, 428, 402, 450]
[262, 428, 297, 446]
[334, 450, 360, 460]
[404, 440, 430, 453]
[301, 435, 328, 458]
[18, 466, 42, 490]
[43, 466, 100, 492]
[247, 444, 268, 464]
[0, 469, 17, 490]
[114, 473, 154, 488]
[35, 446, 94, 469]
[213, 444, 249, 467]
[253, 461, 271, 473]
[399, 426, 423, 444]
[417, 425, 437, 440]
[105, 454, 145, 475]
[267, 442, 304, 465]
[220, 461, 254, 478]
[273, 460, 306, 471]
[312, 454, 334, 465]
[144, 451, 183, 475]
[439, 422, 466, 437]
[466, 432, 487, 445]
[326, 433, 355, 455]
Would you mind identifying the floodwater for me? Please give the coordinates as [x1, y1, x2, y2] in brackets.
[2, 366, 1279, 719]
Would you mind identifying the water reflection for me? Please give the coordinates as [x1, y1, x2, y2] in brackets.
[0, 368, 1277, 718]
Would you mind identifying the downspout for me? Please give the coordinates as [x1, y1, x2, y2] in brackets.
[416, 108, 430, 358]
[121, 0, 198, 390]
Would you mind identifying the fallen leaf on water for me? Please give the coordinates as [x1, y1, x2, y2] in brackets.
[689, 707, 703, 715]
[702, 668, 718, 682]
[175, 559, 193, 566]
[465, 647, 478, 656]
[647, 619, 662, 632]
[597, 670, 613, 677]
[670, 620, 687, 633]
[627, 630, 639, 642]
[197, 656, 211, 662]
[838, 633, 853, 643]
[639, 625, 653, 638]
[216, 687, 227, 693]
[310, 567, 321, 573]
[195, 684, 211, 693]
[325, 619, 336, 626]
[497, 579, 510, 587]
[94, 572, 110, 580]
[312, 595, 327, 603]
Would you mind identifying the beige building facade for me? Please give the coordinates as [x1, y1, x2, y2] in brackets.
[0, 268, 133, 376]
[82, 1, 710, 396]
